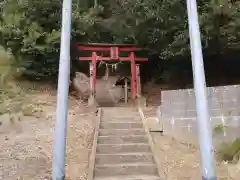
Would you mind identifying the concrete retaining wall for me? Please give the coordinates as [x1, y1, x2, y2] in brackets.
[160, 85, 240, 146]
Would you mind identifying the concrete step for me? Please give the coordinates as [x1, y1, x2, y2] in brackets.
[103, 107, 138, 113]
[100, 122, 143, 129]
[94, 175, 161, 180]
[95, 153, 154, 164]
[98, 135, 148, 144]
[94, 163, 158, 177]
[99, 129, 145, 136]
[101, 117, 141, 122]
[103, 113, 140, 117]
[97, 144, 151, 154]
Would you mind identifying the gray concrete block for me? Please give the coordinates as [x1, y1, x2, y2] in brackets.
[162, 121, 175, 132]
[224, 117, 240, 127]
[222, 108, 239, 116]
[210, 109, 221, 117]
[236, 94, 240, 102]
[209, 89, 221, 99]
[161, 85, 240, 145]
[160, 105, 175, 114]
[186, 110, 196, 118]
[222, 87, 238, 100]
[236, 100, 240, 107]
[209, 100, 221, 109]
[171, 110, 186, 117]
[222, 101, 237, 110]
[186, 100, 196, 110]
[174, 119, 195, 128]
[170, 102, 186, 109]
[170, 93, 186, 101]
[210, 117, 222, 127]
[207, 88, 214, 99]
[161, 100, 170, 106]
[207, 98, 219, 106]
[161, 114, 173, 120]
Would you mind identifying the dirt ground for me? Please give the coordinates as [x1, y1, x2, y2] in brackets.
[0, 90, 96, 180]
[152, 133, 238, 180]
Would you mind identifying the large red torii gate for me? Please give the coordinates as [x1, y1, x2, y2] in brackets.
[74, 42, 148, 103]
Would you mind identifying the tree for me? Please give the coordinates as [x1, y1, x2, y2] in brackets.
[0, 0, 100, 79]
[0, 0, 239, 81]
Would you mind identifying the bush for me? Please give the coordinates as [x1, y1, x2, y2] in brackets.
[218, 139, 240, 163]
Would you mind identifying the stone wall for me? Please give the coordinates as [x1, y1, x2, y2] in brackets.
[160, 85, 240, 146]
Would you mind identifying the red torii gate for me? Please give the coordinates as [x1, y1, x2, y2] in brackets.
[74, 42, 148, 103]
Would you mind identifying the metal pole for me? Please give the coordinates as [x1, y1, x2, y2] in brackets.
[52, 0, 72, 179]
[186, 1, 217, 180]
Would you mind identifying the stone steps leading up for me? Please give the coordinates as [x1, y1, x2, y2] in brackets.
[90, 108, 161, 180]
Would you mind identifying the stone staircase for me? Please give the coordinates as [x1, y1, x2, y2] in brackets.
[91, 108, 161, 180]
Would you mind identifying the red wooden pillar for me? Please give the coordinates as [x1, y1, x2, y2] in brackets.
[88, 52, 97, 105]
[136, 64, 141, 98]
[130, 52, 136, 99]
[92, 52, 97, 93]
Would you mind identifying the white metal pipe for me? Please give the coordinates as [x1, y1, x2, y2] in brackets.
[52, 0, 72, 179]
[186, 0, 217, 180]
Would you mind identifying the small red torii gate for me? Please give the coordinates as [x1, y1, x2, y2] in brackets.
[74, 42, 148, 104]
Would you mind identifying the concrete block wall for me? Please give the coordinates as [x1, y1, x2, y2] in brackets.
[160, 85, 240, 146]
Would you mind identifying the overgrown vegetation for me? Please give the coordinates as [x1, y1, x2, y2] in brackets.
[0, 0, 239, 82]
[213, 124, 228, 135]
[0, 46, 43, 118]
[217, 139, 240, 163]
[213, 124, 240, 163]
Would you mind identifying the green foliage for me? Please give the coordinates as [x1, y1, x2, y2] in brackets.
[218, 139, 240, 163]
[213, 124, 228, 134]
[0, 0, 239, 80]
[0, 46, 13, 83]
[107, 0, 239, 58]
